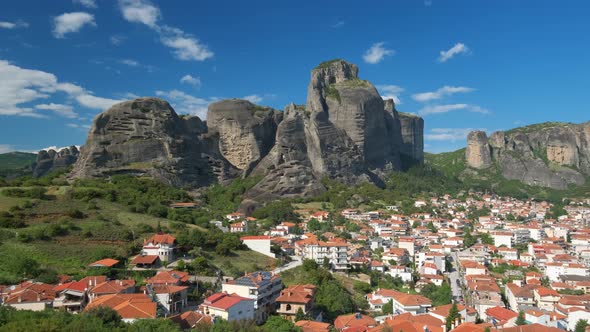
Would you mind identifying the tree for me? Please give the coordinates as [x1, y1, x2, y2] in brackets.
[484, 327, 491, 332]
[263, 316, 301, 332]
[446, 303, 460, 331]
[295, 307, 305, 322]
[427, 221, 437, 233]
[322, 257, 331, 270]
[575, 319, 588, 332]
[515, 310, 526, 326]
[307, 218, 320, 232]
[382, 299, 393, 315]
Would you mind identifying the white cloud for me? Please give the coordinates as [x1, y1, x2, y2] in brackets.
[160, 27, 214, 61]
[35, 103, 77, 118]
[0, 144, 14, 154]
[180, 74, 201, 87]
[110, 35, 126, 45]
[0, 20, 29, 29]
[438, 43, 469, 62]
[75, 94, 121, 110]
[331, 21, 344, 28]
[53, 12, 96, 38]
[0, 59, 121, 118]
[155, 89, 214, 119]
[243, 95, 263, 104]
[426, 128, 486, 141]
[66, 123, 91, 129]
[119, 59, 139, 66]
[376, 85, 404, 105]
[363, 42, 395, 64]
[412, 85, 474, 102]
[118, 0, 214, 61]
[73, 0, 97, 8]
[118, 0, 160, 28]
[418, 103, 489, 116]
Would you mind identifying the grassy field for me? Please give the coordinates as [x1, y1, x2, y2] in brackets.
[203, 250, 278, 277]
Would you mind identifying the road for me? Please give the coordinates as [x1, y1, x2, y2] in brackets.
[273, 255, 303, 274]
[447, 251, 463, 300]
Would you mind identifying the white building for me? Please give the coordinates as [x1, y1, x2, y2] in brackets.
[142, 233, 176, 262]
[221, 271, 282, 324]
[199, 292, 255, 321]
[302, 241, 349, 271]
[240, 236, 275, 258]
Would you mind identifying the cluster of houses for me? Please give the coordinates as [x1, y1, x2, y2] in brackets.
[2, 192, 590, 332]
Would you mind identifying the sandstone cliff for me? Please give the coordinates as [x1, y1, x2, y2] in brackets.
[70, 98, 237, 187]
[33, 146, 79, 177]
[71, 60, 425, 200]
[465, 122, 590, 189]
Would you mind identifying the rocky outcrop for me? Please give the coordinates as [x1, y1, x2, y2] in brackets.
[465, 131, 492, 169]
[398, 112, 424, 168]
[71, 60, 426, 201]
[70, 98, 237, 187]
[33, 146, 79, 177]
[207, 99, 282, 172]
[465, 122, 590, 189]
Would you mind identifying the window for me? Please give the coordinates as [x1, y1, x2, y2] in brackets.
[286, 304, 292, 311]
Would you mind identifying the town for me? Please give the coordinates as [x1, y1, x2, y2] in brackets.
[2, 186, 590, 332]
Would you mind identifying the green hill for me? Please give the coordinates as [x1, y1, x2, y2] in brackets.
[0, 152, 36, 178]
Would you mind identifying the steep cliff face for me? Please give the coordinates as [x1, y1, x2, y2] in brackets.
[465, 122, 590, 189]
[398, 112, 424, 167]
[207, 99, 282, 172]
[465, 131, 492, 170]
[71, 60, 426, 201]
[70, 98, 237, 187]
[33, 146, 79, 177]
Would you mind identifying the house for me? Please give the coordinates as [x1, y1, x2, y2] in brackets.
[84, 293, 156, 323]
[533, 287, 560, 311]
[334, 313, 377, 331]
[87, 279, 135, 302]
[387, 265, 413, 282]
[310, 211, 330, 222]
[149, 285, 188, 314]
[87, 258, 120, 268]
[230, 221, 248, 233]
[484, 306, 518, 327]
[142, 233, 176, 263]
[367, 288, 432, 314]
[301, 240, 349, 271]
[295, 320, 331, 332]
[491, 231, 513, 248]
[169, 311, 212, 330]
[462, 261, 487, 276]
[504, 283, 538, 311]
[221, 271, 282, 324]
[131, 255, 160, 269]
[2, 282, 56, 311]
[198, 292, 255, 322]
[276, 284, 316, 321]
[370, 260, 385, 273]
[429, 303, 477, 323]
[146, 270, 189, 286]
[241, 236, 275, 258]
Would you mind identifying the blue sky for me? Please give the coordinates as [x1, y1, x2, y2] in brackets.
[1, 0, 590, 153]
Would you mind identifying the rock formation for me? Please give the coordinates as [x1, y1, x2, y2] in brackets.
[70, 98, 237, 187]
[71, 60, 426, 200]
[207, 99, 282, 173]
[465, 131, 492, 169]
[33, 146, 79, 177]
[465, 122, 590, 189]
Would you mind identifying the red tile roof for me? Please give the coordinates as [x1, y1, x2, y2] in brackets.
[202, 292, 253, 310]
[88, 258, 120, 267]
[485, 306, 518, 322]
[85, 293, 156, 319]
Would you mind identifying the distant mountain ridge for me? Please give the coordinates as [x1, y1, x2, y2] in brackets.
[428, 121, 590, 193]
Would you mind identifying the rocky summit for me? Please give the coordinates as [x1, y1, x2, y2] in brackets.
[33, 146, 79, 177]
[71, 60, 424, 200]
[465, 122, 590, 189]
